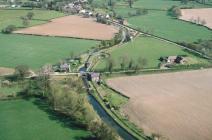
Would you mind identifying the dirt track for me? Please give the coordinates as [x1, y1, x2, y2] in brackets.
[107, 69, 212, 140]
[180, 8, 212, 29]
[14, 15, 118, 40]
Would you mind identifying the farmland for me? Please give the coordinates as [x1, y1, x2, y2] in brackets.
[94, 36, 207, 71]
[127, 10, 212, 43]
[0, 99, 91, 140]
[107, 69, 212, 140]
[0, 67, 14, 76]
[0, 34, 98, 69]
[132, 0, 210, 9]
[180, 8, 212, 29]
[0, 9, 65, 30]
[15, 15, 118, 40]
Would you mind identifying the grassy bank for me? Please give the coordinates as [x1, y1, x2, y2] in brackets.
[90, 82, 148, 140]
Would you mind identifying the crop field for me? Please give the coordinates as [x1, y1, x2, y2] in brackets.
[0, 99, 91, 140]
[107, 69, 212, 140]
[0, 9, 65, 30]
[0, 67, 14, 76]
[127, 10, 212, 43]
[94, 36, 206, 71]
[14, 15, 118, 40]
[180, 8, 212, 29]
[0, 34, 98, 69]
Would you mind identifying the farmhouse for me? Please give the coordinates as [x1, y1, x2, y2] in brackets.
[60, 63, 70, 72]
[86, 72, 101, 83]
[91, 72, 100, 83]
[160, 56, 186, 64]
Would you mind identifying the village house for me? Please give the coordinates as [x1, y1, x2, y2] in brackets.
[60, 63, 70, 72]
[86, 72, 101, 84]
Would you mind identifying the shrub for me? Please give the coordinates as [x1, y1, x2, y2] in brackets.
[1, 25, 16, 34]
[168, 6, 182, 18]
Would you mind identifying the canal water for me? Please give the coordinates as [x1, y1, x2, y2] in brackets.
[87, 95, 137, 140]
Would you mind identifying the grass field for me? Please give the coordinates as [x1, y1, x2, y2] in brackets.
[0, 99, 91, 140]
[0, 34, 98, 69]
[0, 85, 21, 95]
[94, 36, 207, 71]
[0, 9, 65, 30]
[127, 10, 212, 43]
[132, 0, 210, 9]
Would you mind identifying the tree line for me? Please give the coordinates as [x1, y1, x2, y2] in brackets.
[105, 55, 148, 73]
[14, 65, 119, 140]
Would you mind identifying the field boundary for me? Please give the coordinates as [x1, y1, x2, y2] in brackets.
[90, 82, 149, 140]
[110, 20, 212, 60]
[13, 32, 105, 41]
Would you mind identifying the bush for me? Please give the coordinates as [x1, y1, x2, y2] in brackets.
[1, 25, 16, 34]
[168, 6, 181, 18]
[136, 8, 148, 16]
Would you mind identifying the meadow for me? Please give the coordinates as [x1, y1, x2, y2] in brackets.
[0, 99, 91, 140]
[0, 34, 98, 69]
[132, 0, 209, 9]
[0, 9, 65, 30]
[94, 36, 207, 71]
[127, 10, 212, 43]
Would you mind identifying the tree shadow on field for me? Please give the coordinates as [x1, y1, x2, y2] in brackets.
[26, 98, 94, 140]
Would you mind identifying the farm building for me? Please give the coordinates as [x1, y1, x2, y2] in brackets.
[86, 72, 101, 83]
[91, 72, 100, 83]
[60, 63, 70, 72]
[160, 56, 186, 64]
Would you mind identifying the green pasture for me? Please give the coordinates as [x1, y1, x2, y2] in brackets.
[132, 0, 209, 10]
[0, 9, 65, 30]
[127, 10, 212, 43]
[0, 34, 98, 69]
[94, 36, 207, 71]
[0, 99, 91, 140]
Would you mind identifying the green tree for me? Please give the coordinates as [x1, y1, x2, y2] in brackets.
[128, 59, 134, 70]
[26, 12, 34, 20]
[1, 25, 16, 34]
[21, 16, 30, 26]
[106, 57, 115, 73]
[168, 6, 181, 18]
[14, 65, 29, 80]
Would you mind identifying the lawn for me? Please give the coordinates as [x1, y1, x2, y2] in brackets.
[94, 36, 207, 71]
[0, 34, 98, 69]
[0, 9, 65, 30]
[0, 99, 91, 140]
[127, 10, 212, 43]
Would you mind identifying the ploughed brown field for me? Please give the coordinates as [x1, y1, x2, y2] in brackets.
[107, 69, 212, 140]
[0, 67, 14, 76]
[180, 8, 212, 29]
[14, 15, 118, 40]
